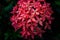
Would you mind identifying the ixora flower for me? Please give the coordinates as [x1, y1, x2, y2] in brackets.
[10, 0, 53, 40]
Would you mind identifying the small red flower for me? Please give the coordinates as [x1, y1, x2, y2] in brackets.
[10, 0, 53, 40]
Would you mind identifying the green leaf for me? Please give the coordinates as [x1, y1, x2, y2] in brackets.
[17, 34, 22, 38]
[55, 1, 60, 6]
[4, 32, 10, 40]
[4, 3, 13, 12]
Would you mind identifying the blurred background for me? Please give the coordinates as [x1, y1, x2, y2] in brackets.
[0, 0, 60, 40]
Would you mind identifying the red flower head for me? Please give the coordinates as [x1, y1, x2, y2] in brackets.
[10, 0, 53, 40]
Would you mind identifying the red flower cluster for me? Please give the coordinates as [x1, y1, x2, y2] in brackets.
[10, 0, 53, 39]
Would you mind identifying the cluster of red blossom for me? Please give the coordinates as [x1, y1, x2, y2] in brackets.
[10, 0, 53, 40]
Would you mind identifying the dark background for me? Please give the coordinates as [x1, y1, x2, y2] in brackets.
[0, 0, 60, 40]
